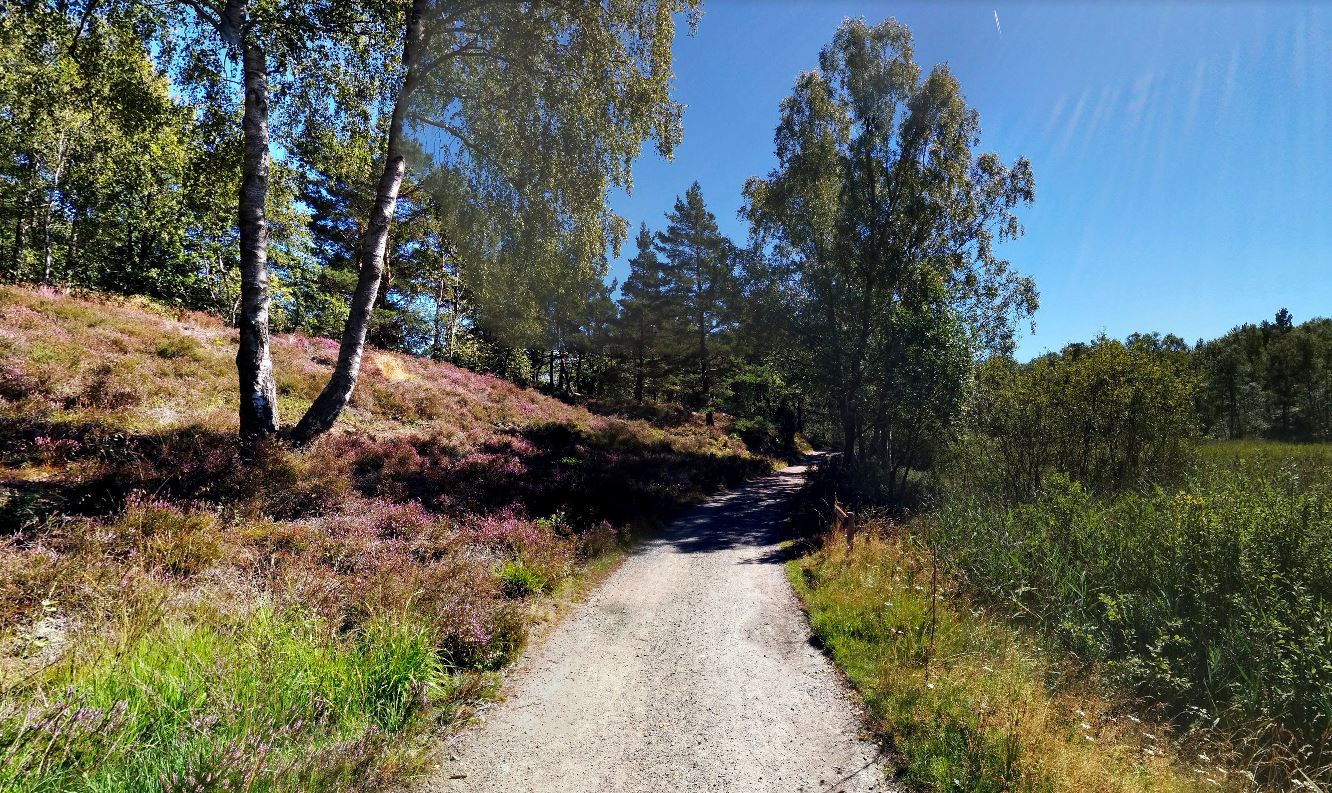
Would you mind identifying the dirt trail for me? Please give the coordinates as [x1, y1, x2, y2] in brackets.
[427, 461, 891, 793]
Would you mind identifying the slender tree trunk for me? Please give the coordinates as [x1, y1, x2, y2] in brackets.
[9, 214, 24, 281]
[233, 21, 280, 439]
[291, 0, 425, 445]
[41, 144, 65, 285]
[65, 210, 77, 284]
[432, 261, 446, 360]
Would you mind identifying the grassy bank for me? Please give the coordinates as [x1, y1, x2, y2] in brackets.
[789, 529, 1212, 793]
[0, 285, 770, 790]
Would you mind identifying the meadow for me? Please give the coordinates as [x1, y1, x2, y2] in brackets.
[0, 286, 769, 791]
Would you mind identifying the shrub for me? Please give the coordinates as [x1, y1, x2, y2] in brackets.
[958, 336, 1199, 503]
[112, 495, 223, 577]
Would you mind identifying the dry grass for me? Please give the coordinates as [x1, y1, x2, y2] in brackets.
[789, 523, 1233, 793]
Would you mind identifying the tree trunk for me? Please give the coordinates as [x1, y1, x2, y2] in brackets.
[233, 20, 280, 439]
[432, 261, 445, 360]
[9, 214, 24, 281]
[290, 0, 425, 445]
[65, 210, 77, 285]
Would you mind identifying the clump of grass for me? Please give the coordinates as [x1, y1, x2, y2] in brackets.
[789, 529, 1213, 792]
[496, 560, 551, 598]
[153, 335, 205, 361]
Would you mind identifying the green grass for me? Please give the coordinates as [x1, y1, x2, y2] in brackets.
[0, 607, 490, 793]
[497, 560, 551, 598]
[789, 532, 1210, 793]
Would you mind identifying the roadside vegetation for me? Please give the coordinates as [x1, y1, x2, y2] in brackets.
[791, 529, 1209, 793]
[794, 333, 1332, 791]
[0, 286, 768, 791]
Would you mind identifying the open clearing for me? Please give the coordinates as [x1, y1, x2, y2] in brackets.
[429, 462, 890, 793]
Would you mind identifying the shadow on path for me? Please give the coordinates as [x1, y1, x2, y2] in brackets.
[647, 463, 810, 559]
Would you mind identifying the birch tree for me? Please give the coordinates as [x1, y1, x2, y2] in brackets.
[289, 0, 698, 443]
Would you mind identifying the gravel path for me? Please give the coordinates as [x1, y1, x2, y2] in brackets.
[426, 461, 891, 793]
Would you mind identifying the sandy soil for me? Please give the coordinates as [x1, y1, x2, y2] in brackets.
[425, 462, 892, 793]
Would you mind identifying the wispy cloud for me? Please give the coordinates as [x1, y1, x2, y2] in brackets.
[994, 9, 1002, 37]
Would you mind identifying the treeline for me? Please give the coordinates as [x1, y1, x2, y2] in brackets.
[3, 8, 1043, 465]
[1196, 309, 1332, 442]
[6, 2, 1324, 463]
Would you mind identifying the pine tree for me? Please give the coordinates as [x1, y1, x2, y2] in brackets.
[616, 224, 674, 401]
[654, 183, 739, 414]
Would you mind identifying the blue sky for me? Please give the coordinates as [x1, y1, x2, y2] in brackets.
[608, 1, 1332, 360]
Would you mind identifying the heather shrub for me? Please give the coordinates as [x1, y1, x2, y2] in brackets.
[577, 520, 621, 560]
[0, 286, 771, 791]
[110, 495, 223, 577]
[78, 361, 142, 410]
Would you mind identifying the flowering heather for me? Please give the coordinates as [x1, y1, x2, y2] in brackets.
[0, 285, 771, 791]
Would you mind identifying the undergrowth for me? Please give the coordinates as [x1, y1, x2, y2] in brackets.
[933, 441, 1332, 788]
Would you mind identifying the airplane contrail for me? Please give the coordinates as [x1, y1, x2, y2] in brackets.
[994, 9, 1002, 36]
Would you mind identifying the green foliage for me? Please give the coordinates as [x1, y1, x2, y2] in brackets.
[652, 182, 742, 409]
[952, 334, 1200, 503]
[614, 224, 678, 402]
[1195, 310, 1332, 442]
[789, 532, 1204, 793]
[744, 17, 1037, 492]
[497, 560, 551, 599]
[0, 4, 244, 310]
[931, 446, 1332, 786]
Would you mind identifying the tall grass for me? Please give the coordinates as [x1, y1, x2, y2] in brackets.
[931, 441, 1332, 787]
[789, 530, 1209, 793]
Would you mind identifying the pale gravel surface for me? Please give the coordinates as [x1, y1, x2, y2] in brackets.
[425, 461, 892, 793]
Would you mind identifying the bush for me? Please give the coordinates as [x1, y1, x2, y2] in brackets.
[959, 336, 1199, 503]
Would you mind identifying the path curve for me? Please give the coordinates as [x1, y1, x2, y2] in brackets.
[426, 461, 891, 793]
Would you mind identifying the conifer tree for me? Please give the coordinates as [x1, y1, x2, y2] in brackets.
[616, 224, 674, 402]
[654, 182, 739, 414]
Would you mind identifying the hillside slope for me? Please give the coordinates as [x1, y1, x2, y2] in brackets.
[0, 285, 768, 792]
